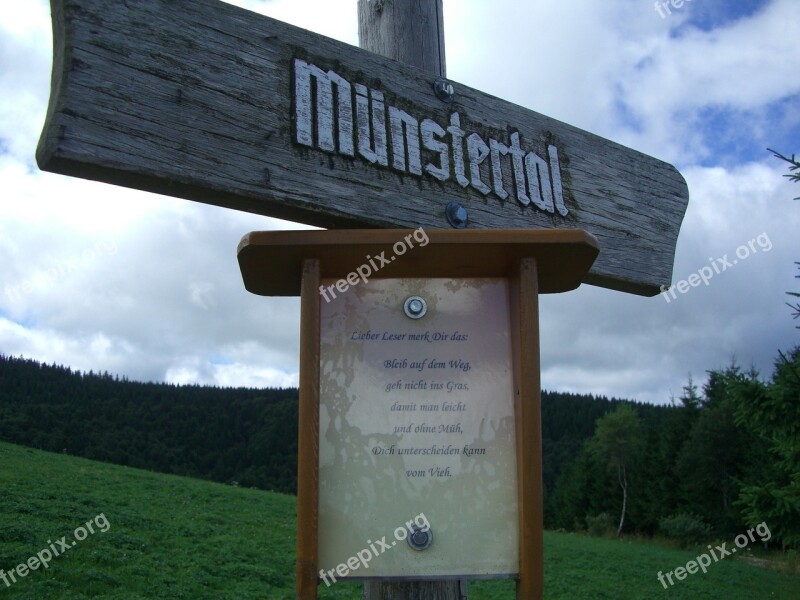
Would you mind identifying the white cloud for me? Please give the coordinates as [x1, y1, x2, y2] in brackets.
[630, 0, 800, 109]
[0, 1, 51, 162]
[222, 0, 358, 45]
[1, 0, 798, 405]
[615, 0, 800, 162]
[540, 158, 800, 404]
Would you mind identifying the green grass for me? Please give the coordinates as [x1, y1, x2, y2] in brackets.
[0, 441, 797, 599]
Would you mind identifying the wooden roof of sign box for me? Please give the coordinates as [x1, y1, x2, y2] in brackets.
[37, 0, 688, 296]
[237, 229, 599, 296]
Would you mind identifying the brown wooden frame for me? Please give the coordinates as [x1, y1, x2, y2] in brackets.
[238, 229, 598, 600]
[297, 259, 321, 599]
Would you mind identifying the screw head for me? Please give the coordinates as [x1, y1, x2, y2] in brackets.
[445, 201, 468, 228]
[403, 296, 427, 319]
[433, 78, 454, 102]
[407, 525, 433, 551]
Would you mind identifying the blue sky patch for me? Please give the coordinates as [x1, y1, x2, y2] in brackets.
[670, 0, 771, 33]
[677, 95, 800, 167]
[209, 354, 234, 366]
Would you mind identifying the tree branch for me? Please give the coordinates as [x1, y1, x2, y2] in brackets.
[777, 349, 800, 387]
[768, 148, 800, 199]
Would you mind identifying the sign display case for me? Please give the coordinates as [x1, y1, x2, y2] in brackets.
[238, 228, 599, 598]
[318, 278, 518, 577]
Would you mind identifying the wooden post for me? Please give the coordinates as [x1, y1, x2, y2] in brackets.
[358, 3, 463, 599]
[510, 259, 544, 600]
[297, 259, 321, 600]
[357, 0, 447, 79]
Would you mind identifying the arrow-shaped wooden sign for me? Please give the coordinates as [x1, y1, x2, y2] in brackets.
[37, 0, 689, 295]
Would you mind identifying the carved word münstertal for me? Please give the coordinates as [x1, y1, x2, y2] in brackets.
[294, 58, 568, 216]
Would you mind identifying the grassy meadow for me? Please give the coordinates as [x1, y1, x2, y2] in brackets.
[0, 441, 797, 599]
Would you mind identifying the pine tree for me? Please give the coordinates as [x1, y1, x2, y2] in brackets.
[769, 148, 800, 327]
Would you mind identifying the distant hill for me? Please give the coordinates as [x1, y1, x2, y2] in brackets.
[0, 354, 651, 500]
[0, 354, 298, 493]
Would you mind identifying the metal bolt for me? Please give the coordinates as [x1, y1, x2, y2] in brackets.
[407, 525, 433, 551]
[403, 295, 427, 319]
[445, 201, 468, 228]
[433, 78, 454, 102]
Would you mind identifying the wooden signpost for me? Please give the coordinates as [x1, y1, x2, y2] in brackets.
[36, 1, 690, 599]
[238, 229, 600, 600]
[37, 0, 688, 296]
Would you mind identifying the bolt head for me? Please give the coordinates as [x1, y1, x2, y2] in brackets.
[445, 201, 468, 228]
[403, 296, 427, 319]
[407, 525, 433, 551]
[433, 78, 454, 102]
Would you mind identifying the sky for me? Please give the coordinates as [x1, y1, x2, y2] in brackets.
[1, 0, 798, 404]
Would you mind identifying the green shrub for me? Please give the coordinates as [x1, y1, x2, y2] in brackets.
[658, 513, 712, 547]
[586, 512, 615, 537]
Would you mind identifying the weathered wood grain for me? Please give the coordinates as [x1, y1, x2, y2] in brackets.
[509, 258, 543, 600]
[297, 258, 321, 600]
[37, 0, 688, 296]
[237, 229, 599, 297]
[358, 0, 447, 79]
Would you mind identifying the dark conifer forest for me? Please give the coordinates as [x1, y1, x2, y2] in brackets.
[0, 355, 298, 493]
[1, 350, 798, 547]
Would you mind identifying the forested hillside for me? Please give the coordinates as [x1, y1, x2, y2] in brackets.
[1, 350, 798, 548]
[0, 354, 646, 496]
[548, 348, 800, 549]
[0, 355, 298, 493]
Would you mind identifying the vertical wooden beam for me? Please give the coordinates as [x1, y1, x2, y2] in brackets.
[510, 258, 544, 600]
[357, 0, 446, 78]
[297, 258, 321, 600]
[358, 2, 464, 599]
[358, 0, 467, 600]
[362, 581, 465, 600]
